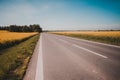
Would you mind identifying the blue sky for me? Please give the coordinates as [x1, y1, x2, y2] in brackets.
[0, 0, 120, 30]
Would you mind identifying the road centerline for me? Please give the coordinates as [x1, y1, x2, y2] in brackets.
[73, 44, 108, 59]
[57, 38, 69, 44]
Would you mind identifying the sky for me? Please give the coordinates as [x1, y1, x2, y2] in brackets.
[0, 0, 120, 30]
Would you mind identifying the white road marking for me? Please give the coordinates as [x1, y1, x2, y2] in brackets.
[35, 35, 43, 80]
[57, 38, 69, 44]
[65, 36, 120, 49]
[56, 37, 108, 59]
[73, 44, 108, 59]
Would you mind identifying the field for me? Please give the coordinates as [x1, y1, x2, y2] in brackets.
[0, 30, 38, 50]
[51, 31, 120, 45]
[0, 33, 40, 80]
[0, 30, 37, 44]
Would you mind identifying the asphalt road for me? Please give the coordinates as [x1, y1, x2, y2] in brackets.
[24, 33, 120, 80]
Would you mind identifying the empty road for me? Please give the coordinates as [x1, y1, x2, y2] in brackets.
[24, 33, 120, 80]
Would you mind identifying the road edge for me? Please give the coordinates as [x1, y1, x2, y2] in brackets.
[23, 34, 41, 80]
[35, 33, 43, 80]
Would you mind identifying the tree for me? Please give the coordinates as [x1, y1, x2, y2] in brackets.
[9, 25, 17, 32]
[0, 24, 42, 32]
[29, 24, 42, 32]
[22, 25, 29, 32]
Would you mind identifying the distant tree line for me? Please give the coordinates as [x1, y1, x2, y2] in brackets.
[0, 24, 42, 32]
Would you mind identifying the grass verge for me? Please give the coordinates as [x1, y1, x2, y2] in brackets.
[52, 32, 120, 46]
[0, 34, 40, 80]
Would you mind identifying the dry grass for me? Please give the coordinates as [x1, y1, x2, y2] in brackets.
[0, 30, 40, 79]
[51, 31, 120, 45]
[0, 34, 40, 80]
[51, 31, 120, 38]
[0, 30, 38, 44]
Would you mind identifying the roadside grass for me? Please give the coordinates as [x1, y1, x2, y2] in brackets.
[0, 34, 40, 80]
[51, 31, 120, 46]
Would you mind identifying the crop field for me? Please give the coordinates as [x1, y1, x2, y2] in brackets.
[51, 31, 120, 45]
[0, 30, 38, 50]
[0, 30, 37, 44]
[0, 31, 39, 79]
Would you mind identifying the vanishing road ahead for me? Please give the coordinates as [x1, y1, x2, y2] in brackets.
[24, 33, 120, 80]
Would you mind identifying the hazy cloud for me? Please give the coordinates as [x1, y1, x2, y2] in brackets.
[0, 0, 120, 30]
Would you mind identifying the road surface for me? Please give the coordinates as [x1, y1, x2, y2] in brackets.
[24, 33, 120, 80]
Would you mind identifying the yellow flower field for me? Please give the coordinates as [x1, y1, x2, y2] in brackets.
[0, 30, 38, 44]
